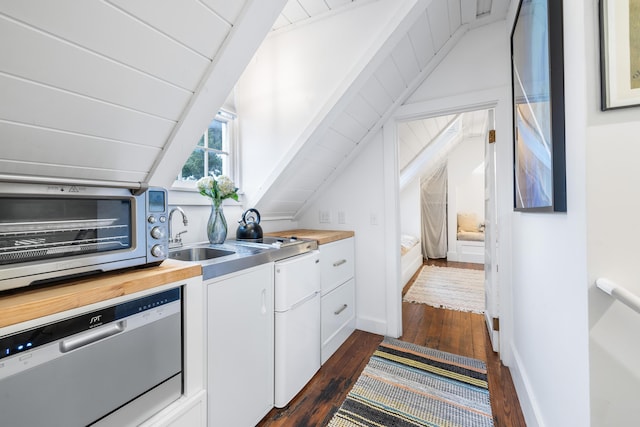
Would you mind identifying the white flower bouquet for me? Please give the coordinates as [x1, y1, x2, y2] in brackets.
[196, 174, 239, 207]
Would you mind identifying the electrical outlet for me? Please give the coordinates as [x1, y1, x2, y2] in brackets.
[319, 210, 331, 223]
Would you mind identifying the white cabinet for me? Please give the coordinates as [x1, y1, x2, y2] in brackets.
[319, 238, 355, 364]
[143, 391, 207, 427]
[206, 263, 274, 427]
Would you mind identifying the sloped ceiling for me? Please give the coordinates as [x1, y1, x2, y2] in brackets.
[249, 0, 510, 219]
[0, 0, 287, 189]
[397, 109, 489, 188]
[398, 113, 459, 172]
[273, 0, 370, 30]
[399, 109, 489, 171]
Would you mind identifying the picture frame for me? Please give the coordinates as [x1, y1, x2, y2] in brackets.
[510, 0, 566, 212]
[600, 0, 640, 110]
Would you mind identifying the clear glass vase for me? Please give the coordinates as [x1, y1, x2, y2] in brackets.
[207, 204, 227, 244]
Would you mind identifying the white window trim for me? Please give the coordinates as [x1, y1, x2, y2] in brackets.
[170, 110, 242, 206]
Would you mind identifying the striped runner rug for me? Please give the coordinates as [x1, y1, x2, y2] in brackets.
[327, 337, 494, 427]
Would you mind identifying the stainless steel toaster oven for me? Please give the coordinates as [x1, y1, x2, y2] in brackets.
[0, 182, 169, 292]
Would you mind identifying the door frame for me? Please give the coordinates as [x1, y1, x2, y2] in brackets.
[383, 87, 513, 363]
[484, 108, 500, 352]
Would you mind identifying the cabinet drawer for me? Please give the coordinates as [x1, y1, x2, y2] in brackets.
[321, 279, 355, 363]
[321, 278, 354, 346]
[320, 238, 354, 295]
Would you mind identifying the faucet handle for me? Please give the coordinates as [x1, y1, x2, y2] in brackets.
[175, 230, 188, 243]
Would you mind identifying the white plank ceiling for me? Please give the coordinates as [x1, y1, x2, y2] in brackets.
[0, 0, 286, 187]
[397, 109, 489, 188]
[254, 0, 511, 218]
[273, 0, 367, 30]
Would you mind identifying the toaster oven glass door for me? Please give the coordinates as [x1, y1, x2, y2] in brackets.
[0, 197, 133, 266]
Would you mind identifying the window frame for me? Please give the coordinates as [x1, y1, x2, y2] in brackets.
[171, 110, 241, 204]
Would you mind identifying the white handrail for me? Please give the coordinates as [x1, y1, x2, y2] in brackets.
[596, 278, 640, 314]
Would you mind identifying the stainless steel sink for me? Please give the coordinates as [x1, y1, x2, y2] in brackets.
[167, 239, 317, 281]
[168, 247, 235, 262]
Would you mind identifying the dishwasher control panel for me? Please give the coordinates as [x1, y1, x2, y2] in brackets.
[0, 287, 181, 361]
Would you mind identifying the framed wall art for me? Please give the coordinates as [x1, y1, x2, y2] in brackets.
[600, 0, 640, 110]
[510, 0, 567, 212]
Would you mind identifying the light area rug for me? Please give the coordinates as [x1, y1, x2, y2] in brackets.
[326, 337, 494, 427]
[403, 265, 485, 314]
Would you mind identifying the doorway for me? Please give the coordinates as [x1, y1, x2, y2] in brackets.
[392, 106, 499, 351]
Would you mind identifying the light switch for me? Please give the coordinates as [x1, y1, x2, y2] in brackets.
[370, 212, 378, 226]
[319, 210, 331, 223]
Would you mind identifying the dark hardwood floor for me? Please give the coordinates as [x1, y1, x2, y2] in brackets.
[258, 259, 526, 427]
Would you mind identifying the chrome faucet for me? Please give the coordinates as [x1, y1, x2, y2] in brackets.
[168, 206, 188, 248]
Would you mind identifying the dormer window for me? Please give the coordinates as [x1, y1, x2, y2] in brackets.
[174, 110, 238, 191]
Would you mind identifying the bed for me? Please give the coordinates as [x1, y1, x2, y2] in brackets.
[401, 234, 422, 288]
[454, 212, 484, 264]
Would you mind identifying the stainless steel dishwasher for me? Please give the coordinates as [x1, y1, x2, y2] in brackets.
[0, 287, 183, 427]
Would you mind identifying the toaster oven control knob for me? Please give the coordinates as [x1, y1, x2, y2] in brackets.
[151, 244, 165, 258]
[150, 226, 164, 239]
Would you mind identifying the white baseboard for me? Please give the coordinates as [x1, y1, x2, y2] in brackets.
[356, 316, 388, 336]
[509, 343, 545, 427]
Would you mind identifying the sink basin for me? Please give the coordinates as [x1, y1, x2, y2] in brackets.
[169, 247, 235, 262]
[167, 239, 317, 281]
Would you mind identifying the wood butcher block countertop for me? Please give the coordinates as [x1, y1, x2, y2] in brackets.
[265, 229, 354, 245]
[0, 259, 201, 329]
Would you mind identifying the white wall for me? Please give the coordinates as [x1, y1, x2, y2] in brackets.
[449, 137, 485, 219]
[579, 0, 640, 424]
[446, 136, 485, 252]
[234, 0, 401, 203]
[502, 1, 590, 425]
[298, 131, 389, 334]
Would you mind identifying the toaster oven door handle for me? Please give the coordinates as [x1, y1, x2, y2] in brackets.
[59, 321, 127, 353]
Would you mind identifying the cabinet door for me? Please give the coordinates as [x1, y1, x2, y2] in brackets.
[207, 264, 274, 426]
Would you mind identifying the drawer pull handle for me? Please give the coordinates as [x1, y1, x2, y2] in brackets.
[333, 259, 347, 267]
[334, 304, 348, 315]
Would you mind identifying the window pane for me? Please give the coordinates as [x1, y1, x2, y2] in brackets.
[180, 148, 205, 181]
[208, 120, 223, 150]
[174, 111, 234, 185]
[207, 151, 224, 177]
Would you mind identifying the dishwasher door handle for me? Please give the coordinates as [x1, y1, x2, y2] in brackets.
[60, 321, 126, 353]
